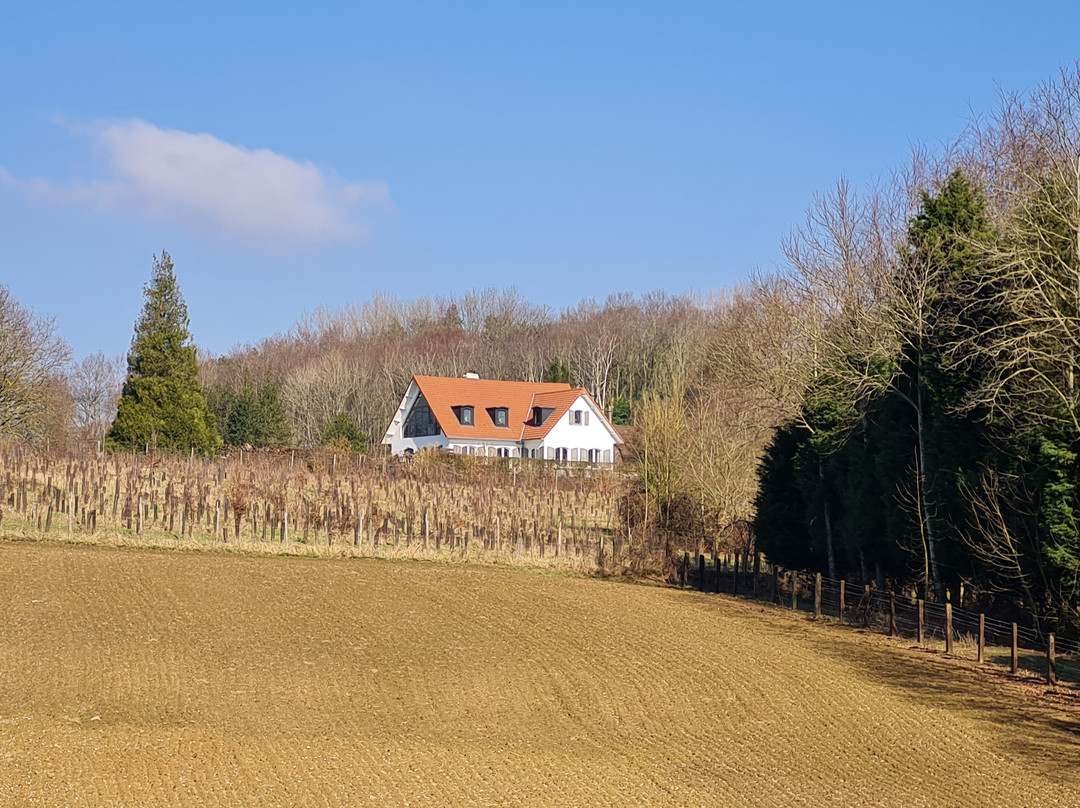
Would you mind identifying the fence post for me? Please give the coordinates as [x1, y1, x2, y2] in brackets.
[945, 603, 954, 655]
[889, 592, 897, 637]
[752, 552, 761, 599]
[714, 557, 722, 594]
[732, 553, 740, 596]
[838, 580, 846, 623]
[698, 554, 705, 592]
[917, 599, 924, 645]
[680, 552, 688, 587]
[814, 573, 822, 618]
[791, 572, 798, 611]
[771, 566, 779, 604]
[977, 614, 985, 664]
[1011, 622, 1019, 675]
[1047, 633, 1057, 685]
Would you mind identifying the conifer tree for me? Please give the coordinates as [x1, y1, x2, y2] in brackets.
[320, 412, 368, 453]
[543, 359, 571, 385]
[208, 371, 292, 448]
[106, 252, 221, 454]
[257, 373, 292, 447]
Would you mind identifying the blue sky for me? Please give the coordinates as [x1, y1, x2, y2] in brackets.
[3, 1, 1079, 360]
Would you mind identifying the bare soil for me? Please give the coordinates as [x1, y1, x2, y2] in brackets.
[1, 540, 1078, 806]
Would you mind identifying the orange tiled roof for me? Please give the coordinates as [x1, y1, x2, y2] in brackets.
[412, 376, 573, 440]
[520, 388, 588, 440]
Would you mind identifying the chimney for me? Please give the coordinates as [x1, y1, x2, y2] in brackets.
[463, 372, 480, 380]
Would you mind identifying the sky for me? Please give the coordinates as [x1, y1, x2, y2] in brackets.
[3, 1, 1080, 361]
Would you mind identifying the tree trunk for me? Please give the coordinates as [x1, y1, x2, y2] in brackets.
[915, 379, 945, 601]
[819, 457, 837, 581]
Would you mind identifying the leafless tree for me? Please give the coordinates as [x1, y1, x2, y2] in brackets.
[958, 64, 1080, 436]
[69, 351, 124, 451]
[0, 285, 70, 442]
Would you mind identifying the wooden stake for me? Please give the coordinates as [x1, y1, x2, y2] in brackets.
[1011, 622, 1019, 675]
[839, 580, 846, 623]
[945, 603, 954, 655]
[814, 573, 822, 618]
[1047, 633, 1057, 685]
[917, 599, 924, 645]
[977, 614, 985, 664]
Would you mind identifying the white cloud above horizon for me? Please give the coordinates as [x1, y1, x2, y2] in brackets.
[0, 119, 393, 244]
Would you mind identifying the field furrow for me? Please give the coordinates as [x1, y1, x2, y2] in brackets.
[0, 541, 1077, 806]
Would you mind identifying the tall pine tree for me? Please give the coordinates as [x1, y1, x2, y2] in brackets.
[106, 252, 221, 454]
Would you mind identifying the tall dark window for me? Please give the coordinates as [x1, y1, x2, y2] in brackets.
[452, 405, 474, 426]
[488, 407, 509, 427]
[404, 395, 440, 438]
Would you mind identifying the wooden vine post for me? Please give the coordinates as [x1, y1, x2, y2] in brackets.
[1047, 633, 1057, 685]
[1011, 622, 1019, 675]
[977, 614, 985, 664]
[945, 603, 954, 655]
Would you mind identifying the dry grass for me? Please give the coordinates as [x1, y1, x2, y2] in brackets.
[1, 541, 1079, 807]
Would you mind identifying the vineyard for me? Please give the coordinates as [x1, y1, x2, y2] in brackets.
[0, 445, 662, 573]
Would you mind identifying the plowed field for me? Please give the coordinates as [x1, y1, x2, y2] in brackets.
[1, 541, 1078, 807]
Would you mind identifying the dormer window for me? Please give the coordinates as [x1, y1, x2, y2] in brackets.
[488, 407, 509, 428]
[532, 406, 554, 426]
[452, 405, 474, 426]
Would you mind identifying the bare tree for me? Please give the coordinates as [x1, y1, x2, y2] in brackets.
[959, 65, 1080, 436]
[69, 352, 124, 450]
[0, 285, 70, 441]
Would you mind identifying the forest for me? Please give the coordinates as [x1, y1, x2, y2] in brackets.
[3, 66, 1080, 628]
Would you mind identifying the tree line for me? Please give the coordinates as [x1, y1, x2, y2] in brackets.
[754, 67, 1080, 630]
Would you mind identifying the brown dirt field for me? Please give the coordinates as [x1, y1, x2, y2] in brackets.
[1, 541, 1078, 807]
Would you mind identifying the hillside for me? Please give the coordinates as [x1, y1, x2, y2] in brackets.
[1, 541, 1077, 806]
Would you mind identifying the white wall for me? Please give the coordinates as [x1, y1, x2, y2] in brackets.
[391, 434, 449, 455]
[539, 395, 618, 461]
[449, 440, 520, 457]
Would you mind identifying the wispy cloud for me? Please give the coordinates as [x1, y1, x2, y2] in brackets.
[0, 119, 393, 244]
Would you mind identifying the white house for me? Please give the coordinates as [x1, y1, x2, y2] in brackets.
[382, 374, 623, 462]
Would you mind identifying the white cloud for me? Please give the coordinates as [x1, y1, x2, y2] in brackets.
[0, 119, 393, 244]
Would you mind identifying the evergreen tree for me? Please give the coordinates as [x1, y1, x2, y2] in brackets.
[543, 359, 571, 385]
[898, 169, 1000, 599]
[204, 383, 236, 440]
[106, 252, 221, 454]
[257, 373, 292, 447]
[610, 396, 631, 426]
[223, 374, 261, 447]
[209, 372, 292, 448]
[321, 412, 368, 453]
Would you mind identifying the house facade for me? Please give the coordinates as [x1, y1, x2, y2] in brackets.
[382, 374, 622, 462]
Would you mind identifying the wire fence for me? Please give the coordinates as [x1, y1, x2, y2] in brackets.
[681, 553, 1079, 687]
